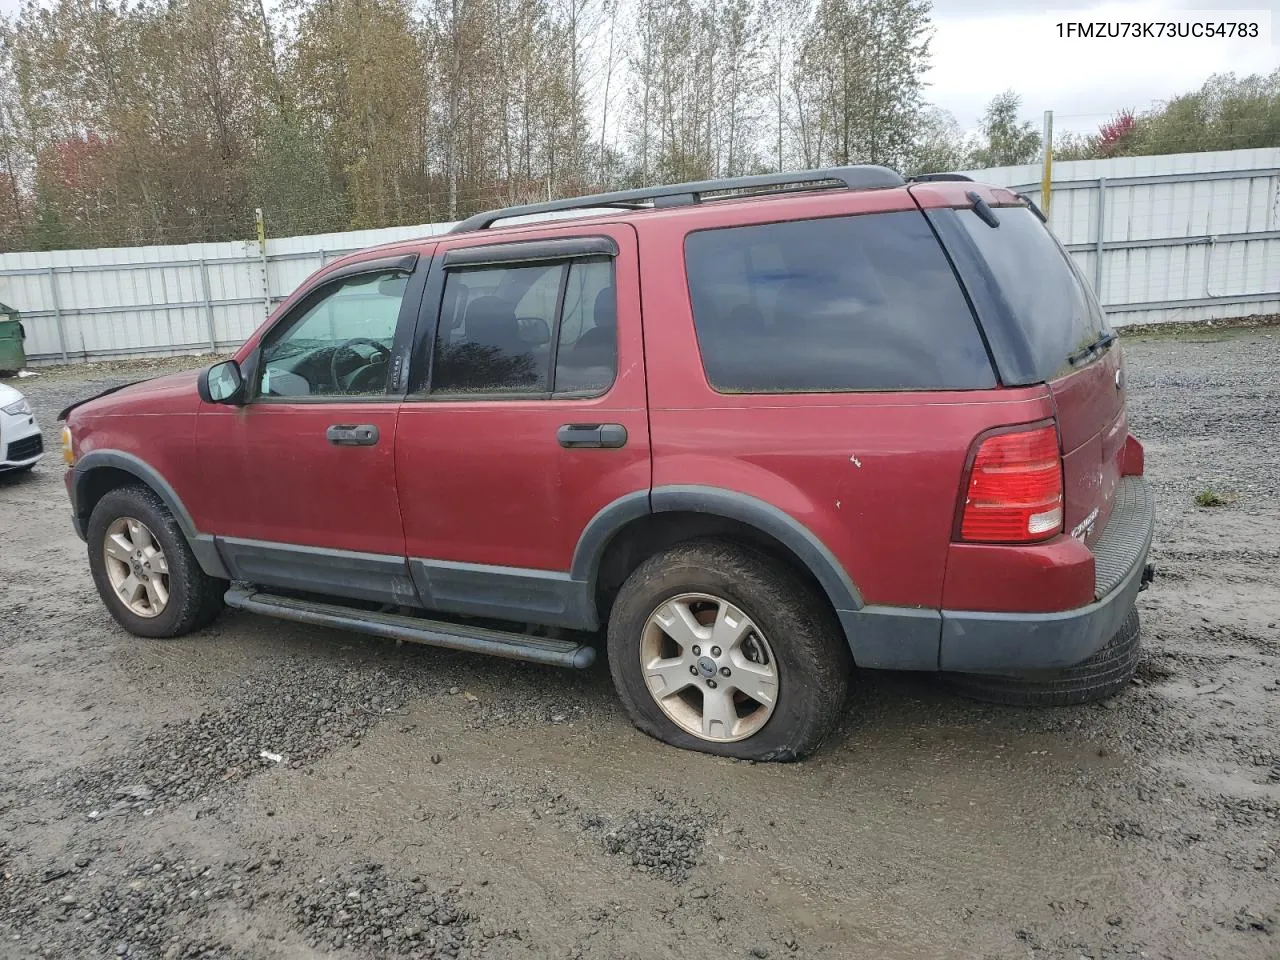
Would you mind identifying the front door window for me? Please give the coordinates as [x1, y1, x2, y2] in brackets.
[259, 271, 409, 398]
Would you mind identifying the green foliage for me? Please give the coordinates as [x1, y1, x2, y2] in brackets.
[1127, 70, 1280, 157]
[1194, 487, 1236, 508]
[1035, 70, 1280, 165]
[903, 106, 967, 176]
[248, 111, 346, 238]
[791, 0, 933, 171]
[968, 90, 1041, 168]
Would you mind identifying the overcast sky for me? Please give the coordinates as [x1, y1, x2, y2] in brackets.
[1, 0, 1275, 136]
[927, 0, 1278, 133]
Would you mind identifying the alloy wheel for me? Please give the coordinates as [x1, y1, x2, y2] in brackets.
[103, 516, 170, 618]
[639, 592, 779, 742]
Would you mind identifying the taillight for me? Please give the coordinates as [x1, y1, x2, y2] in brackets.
[959, 424, 1063, 543]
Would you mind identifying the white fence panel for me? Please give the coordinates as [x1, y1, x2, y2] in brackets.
[2, 148, 1279, 365]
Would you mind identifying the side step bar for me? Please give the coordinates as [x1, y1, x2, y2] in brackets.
[224, 587, 597, 669]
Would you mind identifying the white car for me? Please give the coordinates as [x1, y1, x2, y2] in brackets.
[0, 382, 43, 473]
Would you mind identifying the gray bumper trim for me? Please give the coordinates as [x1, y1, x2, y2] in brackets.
[939, 476, 1154, 674]
[1092, 477, 1152, 599]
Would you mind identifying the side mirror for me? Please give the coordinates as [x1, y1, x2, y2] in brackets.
[198, 360, 245, 405]
[517, 316, 551, 346]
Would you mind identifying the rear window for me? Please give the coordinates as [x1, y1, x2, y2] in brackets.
[956, 205, 1108, 381]
[683, 211, 995, 393]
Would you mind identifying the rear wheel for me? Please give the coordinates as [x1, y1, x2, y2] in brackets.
[606, 540, 850, 761]
[87, 485, 225, 638]
[944, 606, 1141, 707]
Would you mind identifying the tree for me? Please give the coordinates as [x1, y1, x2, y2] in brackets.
[1052, 130, 1096, 162]
[7, 1, 1272, 254]
[1037, 70, 1280, 164]
[762, 0, 807, 172]
[1129, 70, 1280, 156]
[290, 0, 428, 229]
[1095, 109, 1137, 157]
[0, 34, 27, 244]
[968, 90, 1041, 168]
[905, 105, 968, 176]
[791, 0, 933, 170]
[248, 111, 345, 236]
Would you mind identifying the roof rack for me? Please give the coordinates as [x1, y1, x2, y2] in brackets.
[906, 172, 974, 183]
[448, 165, 905, 234]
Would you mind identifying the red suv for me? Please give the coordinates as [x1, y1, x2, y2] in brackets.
[59, 167, 1154, 760]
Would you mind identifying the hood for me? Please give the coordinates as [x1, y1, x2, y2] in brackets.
[59, 368, 202, 421]
[0, 382, 24, 408]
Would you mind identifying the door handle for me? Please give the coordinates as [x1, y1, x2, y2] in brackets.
[557, 423, 627, 449]
[326, 423, 379, 446]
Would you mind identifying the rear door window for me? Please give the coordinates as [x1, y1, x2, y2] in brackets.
[431, 263, 562, 394]
[421, 256, 617, 397]
[954, 205, 1109, 381]
[683, 211, 995, 393]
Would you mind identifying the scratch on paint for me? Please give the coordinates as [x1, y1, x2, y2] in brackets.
[849, 455, 862, 468]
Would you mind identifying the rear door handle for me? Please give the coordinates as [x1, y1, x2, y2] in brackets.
[557, 423, 627, 449]
[326, 423, 379, 446]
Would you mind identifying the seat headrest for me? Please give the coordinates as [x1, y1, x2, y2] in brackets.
[466, 296, 521, 351]
[593, 289, 617, 332]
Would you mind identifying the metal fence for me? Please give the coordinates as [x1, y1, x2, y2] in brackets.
[2, 147, 1278, 366]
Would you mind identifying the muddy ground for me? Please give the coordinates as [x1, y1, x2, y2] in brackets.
[1, 330, 1277, 960]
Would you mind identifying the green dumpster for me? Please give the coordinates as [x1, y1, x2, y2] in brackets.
[0, 301, 26, 376]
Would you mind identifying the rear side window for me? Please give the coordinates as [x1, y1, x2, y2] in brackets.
[956, 205, 1108, 381]
[683, 211, 995, 393]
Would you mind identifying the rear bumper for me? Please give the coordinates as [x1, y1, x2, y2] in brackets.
[938, 476, 1154, 674]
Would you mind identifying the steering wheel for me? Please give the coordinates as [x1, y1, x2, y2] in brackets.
[329, 338, 392, 394]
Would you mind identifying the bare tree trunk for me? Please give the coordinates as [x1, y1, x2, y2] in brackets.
[598, 2, 616, 182]
[448, 0, 459, 220]
[256, 0, 284, 107]
[776, 29, 783, 171]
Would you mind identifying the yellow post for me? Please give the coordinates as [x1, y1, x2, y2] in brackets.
[255, 208, 271, 318]
[1041, 110, 1054, 221]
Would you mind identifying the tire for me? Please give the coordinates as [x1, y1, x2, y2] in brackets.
[944, 606, 1141, 707]
[606, 539, 851, 761]
[86, 484, 226, 638]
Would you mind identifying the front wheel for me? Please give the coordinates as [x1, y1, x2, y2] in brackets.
[86, 485, 226, 638]
[606, 540, 851, 761]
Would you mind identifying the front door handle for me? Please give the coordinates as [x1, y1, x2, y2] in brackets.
[557, 423, 627, 449]
[326, 423, 379, 446]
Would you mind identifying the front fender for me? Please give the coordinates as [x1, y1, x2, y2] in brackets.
[71, 450, 228, 579]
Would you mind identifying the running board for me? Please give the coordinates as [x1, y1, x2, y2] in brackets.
[223, 587, 597, 669]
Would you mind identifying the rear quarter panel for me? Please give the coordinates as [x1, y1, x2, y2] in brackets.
[635, 194, 1057, 609]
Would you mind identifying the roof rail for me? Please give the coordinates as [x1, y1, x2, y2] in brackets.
[907, 172, 974, 183]
[448, 166, 905, 234]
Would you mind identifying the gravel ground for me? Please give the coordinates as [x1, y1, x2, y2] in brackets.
[2, 330, 1278, 959]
